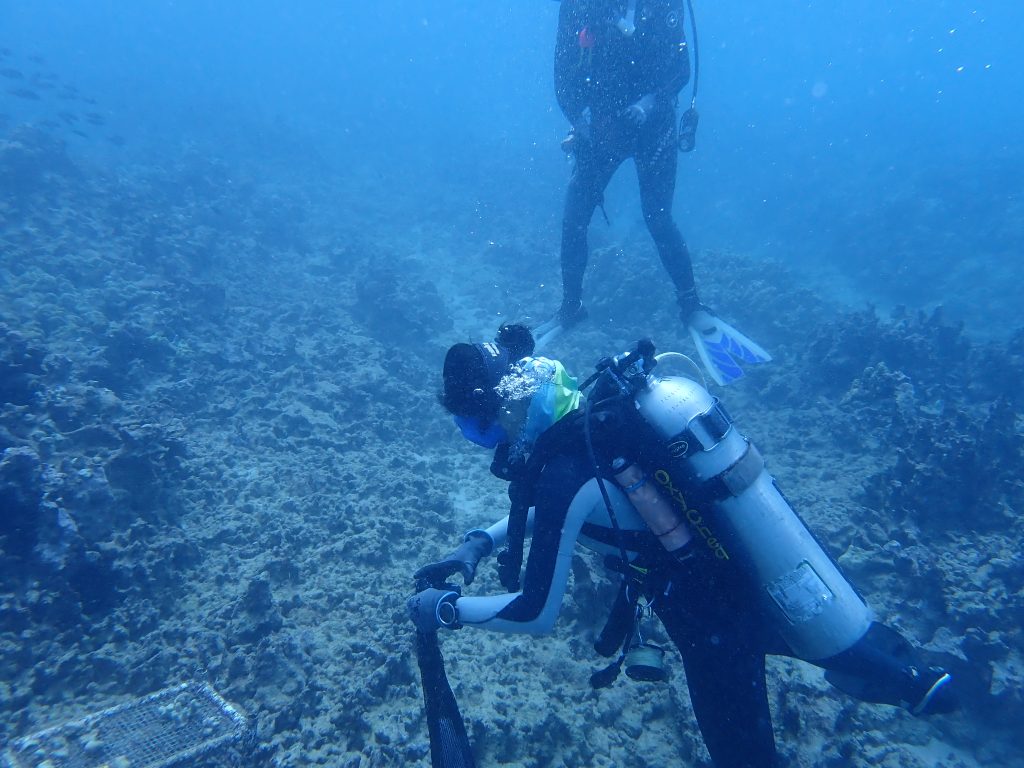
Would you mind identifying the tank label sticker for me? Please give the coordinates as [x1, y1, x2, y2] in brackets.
[767, 560, 834, 624]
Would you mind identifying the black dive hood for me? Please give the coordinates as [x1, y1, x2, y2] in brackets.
[441, 324, 536, 421]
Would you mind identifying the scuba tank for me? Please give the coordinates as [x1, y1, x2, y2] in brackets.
[586, 340, 872, 661]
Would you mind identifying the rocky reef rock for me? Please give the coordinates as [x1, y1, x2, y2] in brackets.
[352, 255, 453, 347]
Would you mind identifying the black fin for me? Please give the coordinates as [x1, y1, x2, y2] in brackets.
[416, 631, 476, 768]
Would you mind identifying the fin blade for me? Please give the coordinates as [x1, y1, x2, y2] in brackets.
[532, 322, 563, 352]
[713, 317, 773, 364]
[689, 323, 732, 385]
[687, 310, 771, 385]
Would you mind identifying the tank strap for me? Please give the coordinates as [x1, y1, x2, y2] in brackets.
[580, 522, 653, 553]
[700, 440, 764, 501]
[672, 397, 732, 458]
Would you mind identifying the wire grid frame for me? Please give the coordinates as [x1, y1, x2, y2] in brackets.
[2, 682, 253, 768]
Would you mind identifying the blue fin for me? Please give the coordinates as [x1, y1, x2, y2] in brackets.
[688, 310, 771, 386]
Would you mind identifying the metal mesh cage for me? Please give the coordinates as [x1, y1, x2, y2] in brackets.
[3, 682, 253, 768]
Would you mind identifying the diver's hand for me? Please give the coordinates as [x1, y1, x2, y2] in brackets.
[568, 106, 593, 148]
[624, 94, 656, 126]
[413, 531, 493, 586]
[407, 588, 461, 632]
[563, 121, 591, 154]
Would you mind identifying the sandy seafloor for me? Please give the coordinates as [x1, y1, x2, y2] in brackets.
[1, 127, 1023, 768]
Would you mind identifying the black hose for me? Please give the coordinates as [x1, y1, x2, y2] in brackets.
[686, 0, 700, 108]
[582, 393, 632, 572]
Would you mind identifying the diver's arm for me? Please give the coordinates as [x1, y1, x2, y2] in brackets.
[554, 0, 587, 124]
[456, 501, 586, 635]
[413, 510, 536, 588]
[455, 461, 593, 636]
[474, 508, 536, 552]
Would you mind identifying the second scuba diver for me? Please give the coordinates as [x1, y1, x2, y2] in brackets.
[409, 323, 957, 768]
[535, 0, 770, 385]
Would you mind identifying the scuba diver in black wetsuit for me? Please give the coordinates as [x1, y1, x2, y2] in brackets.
[533, 0, 771, 386]
[409, 324, 957, 768]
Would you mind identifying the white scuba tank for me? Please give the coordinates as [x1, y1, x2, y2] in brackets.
[632, 373, 872, 661]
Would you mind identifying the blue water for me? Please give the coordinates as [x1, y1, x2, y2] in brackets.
[4, 1, 1020, 329]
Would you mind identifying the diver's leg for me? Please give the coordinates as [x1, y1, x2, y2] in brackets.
[817, 622, 958, 715]
[635, 113, 771, 384]
[636, 114, 699, 317]
[657, 595, 779, 768]
[559, 141, 623, 315]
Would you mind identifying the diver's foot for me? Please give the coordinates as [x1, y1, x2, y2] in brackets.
[677, 288, 702, 322]
[557, 299, 588, 329]
[683, 305, 771, 386]
[907, 666, 958, 715]
[533, 300, 587, 350]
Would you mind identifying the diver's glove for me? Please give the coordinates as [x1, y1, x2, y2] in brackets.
[413, 531, 493, 587]
[624, 94, 657, 126]
[562, 107, 593, 154]
[408, 588, 461, 632]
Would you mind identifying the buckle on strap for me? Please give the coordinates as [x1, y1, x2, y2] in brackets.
[700, 440, 764, 502]
[669, 397, 732, 458]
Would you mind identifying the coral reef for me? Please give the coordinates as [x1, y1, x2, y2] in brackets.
[2, 127, 1022, 768]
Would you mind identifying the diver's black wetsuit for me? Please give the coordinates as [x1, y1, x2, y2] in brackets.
[453, 401, 952, 768]
[555, 0, 697, 313]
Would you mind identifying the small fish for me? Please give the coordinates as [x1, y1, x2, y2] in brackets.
[1, 68, 24, 79]
[57, 88, 79, 101]
[39, 119, 60, 129]
[107, 134, 126, 147]
[85, 111, 106, 125]
[71, 129, 89, 138]
[28, 54, 46, 64]
[8, 87, 40, 100]
[58, 111, 78, 124]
